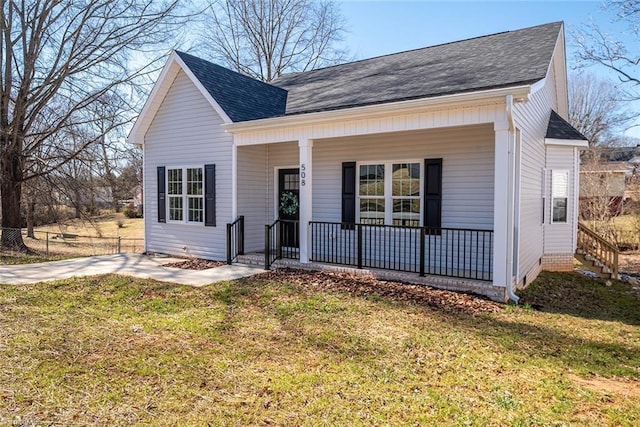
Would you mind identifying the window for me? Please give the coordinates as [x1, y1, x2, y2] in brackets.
[167, 167, 204, 223]
[187, 168, 203, 222]
[392, 163, 420, 226]
[552, 170, 569, 223]
[359, 164, 385, 224]
[168, 168, 183, 221]
[541, 168, 547, 224]
[358, 162, 421, 226]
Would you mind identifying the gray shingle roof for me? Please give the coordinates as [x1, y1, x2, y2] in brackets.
[178, 22, 563, 122]
[546, 110, 588, 141]
[176, 51, 287, 122]
[273, 22, 563, 116]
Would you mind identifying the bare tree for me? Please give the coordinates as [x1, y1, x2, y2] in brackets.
[200, 0, 348, 82]
[0, 0, 186, 250]
[573, 0, 640, 99]
[569, 72, 636, 147]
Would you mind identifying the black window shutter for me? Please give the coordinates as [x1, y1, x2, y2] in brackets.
[341, 162, 356, 230]
[204, 164, 216, 226]
[424, 159, 442, 230]
[157, 166, 166, 223]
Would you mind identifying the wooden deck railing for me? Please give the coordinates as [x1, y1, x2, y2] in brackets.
[577, 222, 619, 279]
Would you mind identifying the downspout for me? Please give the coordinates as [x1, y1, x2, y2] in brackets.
[505, 95, 520, 304]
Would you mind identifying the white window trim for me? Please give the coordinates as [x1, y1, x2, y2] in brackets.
[356, 160, 423, 226]
[166, 165, 205, 225]
[551, 169, 569, 224]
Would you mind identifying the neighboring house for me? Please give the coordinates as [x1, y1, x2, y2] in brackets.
[579, 162, 629, 217]
[128, 22, 588, 301]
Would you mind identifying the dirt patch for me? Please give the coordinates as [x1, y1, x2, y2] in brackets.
[618, 252, 640, 275]
[162, 259, 226, 270]
[568, 374, 640, 398]
[255, 268, 503, 316]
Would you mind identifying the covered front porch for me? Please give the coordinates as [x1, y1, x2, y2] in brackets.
[224, 97, 518, 299]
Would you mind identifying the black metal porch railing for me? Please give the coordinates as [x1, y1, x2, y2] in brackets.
[226, 216, 245, 264]
[310, 221, 493, 281]
[264, 219, 300, 269]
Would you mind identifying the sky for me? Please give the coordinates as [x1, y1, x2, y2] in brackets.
[336, 0, 640, 139]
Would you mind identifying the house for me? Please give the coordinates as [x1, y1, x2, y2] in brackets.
[580, 161, 629, 217]
[128, 22, 589, 302]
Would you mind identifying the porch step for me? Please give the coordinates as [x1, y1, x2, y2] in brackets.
[574, 251, 612, 279]
[235, 253, 266, 267]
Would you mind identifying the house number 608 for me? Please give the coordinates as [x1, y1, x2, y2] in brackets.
[300, 164, 306, 186]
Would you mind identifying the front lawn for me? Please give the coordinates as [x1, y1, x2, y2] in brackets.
[1, 270, 638, 425]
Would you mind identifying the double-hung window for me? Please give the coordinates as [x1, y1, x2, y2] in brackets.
[552, 170, 569, 223]
[167, 167, 204, 224]
[358, 162, 421, 226]
[168, 168, 183, 221]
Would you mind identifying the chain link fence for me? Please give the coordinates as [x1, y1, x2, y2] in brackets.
[0, 227, 144, 260]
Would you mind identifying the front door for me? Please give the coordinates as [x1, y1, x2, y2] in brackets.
[278, 168, 300, 248]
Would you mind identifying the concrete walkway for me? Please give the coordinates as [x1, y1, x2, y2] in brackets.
[0, 253, 265, 286]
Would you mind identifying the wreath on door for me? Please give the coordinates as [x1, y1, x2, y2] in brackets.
[279, 191, 299, 215]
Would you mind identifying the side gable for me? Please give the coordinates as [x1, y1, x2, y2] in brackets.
[175, 51, 287, 122]
[128, 51, 233, 145]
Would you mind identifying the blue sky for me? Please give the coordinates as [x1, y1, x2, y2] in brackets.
[337, 0, 640, 138]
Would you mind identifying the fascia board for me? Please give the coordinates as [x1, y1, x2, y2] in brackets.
[545, 138, 589, 148]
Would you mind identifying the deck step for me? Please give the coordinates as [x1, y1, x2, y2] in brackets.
[574, 252, 612, 279]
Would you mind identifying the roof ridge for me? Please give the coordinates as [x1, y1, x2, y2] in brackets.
[274, 21, 563, 81]
[175, 50, 287, 92]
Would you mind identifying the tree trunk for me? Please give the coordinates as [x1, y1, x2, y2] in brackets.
[0, 149, 27, 250]
[26, 199, 35, 238]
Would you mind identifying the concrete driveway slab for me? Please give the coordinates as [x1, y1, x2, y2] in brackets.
[0, 254, 265, 286]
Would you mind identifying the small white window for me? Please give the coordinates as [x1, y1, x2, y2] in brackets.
[552, 170, 569, 223]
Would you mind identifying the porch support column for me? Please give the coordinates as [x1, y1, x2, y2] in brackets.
[493, 120, 510, 289]
[231, 142, 238, 219]
[298, 138, 313, 263]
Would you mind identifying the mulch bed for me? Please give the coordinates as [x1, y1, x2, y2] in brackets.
[162, 259, 226, 270]
[255, 268, 503, 316]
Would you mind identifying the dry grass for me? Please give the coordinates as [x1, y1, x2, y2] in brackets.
[0, 271, 638, 425]
[34, 211, 143, 239]
[0, 212, 144, 262]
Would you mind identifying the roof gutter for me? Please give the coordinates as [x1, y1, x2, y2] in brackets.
[222, 85, 532, 133]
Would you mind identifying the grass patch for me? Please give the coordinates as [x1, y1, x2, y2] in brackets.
[0, 254, 71, 265]
[0, 272, 639, 425]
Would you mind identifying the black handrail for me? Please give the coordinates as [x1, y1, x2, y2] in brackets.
[309, 221, 493, 281]
[226, 216, 244, 264]
[264, 219, 300, 269]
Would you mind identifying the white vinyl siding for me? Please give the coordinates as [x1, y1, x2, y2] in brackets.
[312, 125, 494, 230]
[237, 142, 298, 253]
[544, 145, 577, 254]
[236, 125, 494, 253]
[237, 145, 268, 252]
[144, 70, 232, 260]
[512, 60, 560, 284]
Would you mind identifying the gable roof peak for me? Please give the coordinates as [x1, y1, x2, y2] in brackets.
[175, 50, 288, 122]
